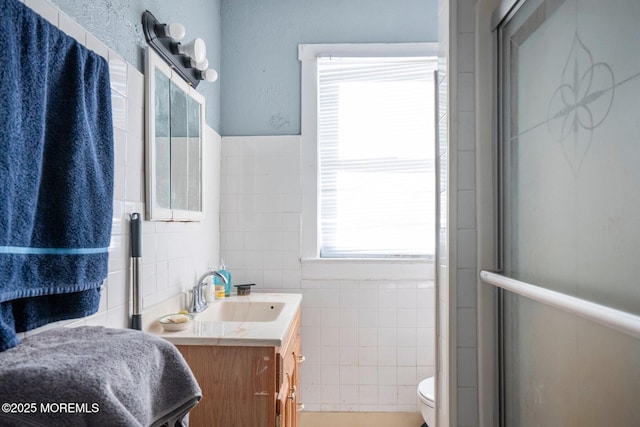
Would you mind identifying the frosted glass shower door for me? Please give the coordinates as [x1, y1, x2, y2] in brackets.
[496, 0, 640, 425]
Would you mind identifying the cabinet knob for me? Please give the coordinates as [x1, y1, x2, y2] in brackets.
[297, 355, 306, 364]
[297, 403, 305, 412]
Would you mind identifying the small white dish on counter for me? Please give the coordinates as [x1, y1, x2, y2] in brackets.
[157, 313, 194, 332]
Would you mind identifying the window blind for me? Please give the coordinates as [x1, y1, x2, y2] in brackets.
[317, 56, 437, 258]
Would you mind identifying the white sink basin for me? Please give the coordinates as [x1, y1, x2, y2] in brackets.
[198, 300, 285, 322]
[148, 293, 302, 347]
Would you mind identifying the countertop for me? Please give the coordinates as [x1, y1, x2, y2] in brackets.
[146, 293, 302, 347]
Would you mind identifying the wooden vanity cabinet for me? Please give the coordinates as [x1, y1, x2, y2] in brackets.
[176, 309, 302, 427]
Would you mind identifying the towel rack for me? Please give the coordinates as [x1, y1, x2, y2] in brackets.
[480, 270, 640, 340]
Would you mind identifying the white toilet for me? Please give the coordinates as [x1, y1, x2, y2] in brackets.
[417, 376, 435, 427]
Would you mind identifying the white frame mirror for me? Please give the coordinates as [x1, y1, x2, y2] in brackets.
[145, 47, 205, 221]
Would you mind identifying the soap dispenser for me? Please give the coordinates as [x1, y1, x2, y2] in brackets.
[215, 258, 232, 297]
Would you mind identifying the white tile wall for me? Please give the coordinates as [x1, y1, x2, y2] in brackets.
[220, 136, 302, 289]
[298, 280, 435, 412]
[221, 136, 436, 413]
[20, 0, 221, 335]
[437, 0, 484, 426]
[454, 0, 479, 426]
[457, 0, 477, 33]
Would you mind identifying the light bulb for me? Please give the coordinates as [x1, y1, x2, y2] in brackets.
[166, 23, 185, 40]
[190, 58, 209, 71]
[156, 22, 185, 40]
[178, 38, 206, 63]
[201, 69, 218, 82]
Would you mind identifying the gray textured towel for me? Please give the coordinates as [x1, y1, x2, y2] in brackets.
[0, 326, 201, 427]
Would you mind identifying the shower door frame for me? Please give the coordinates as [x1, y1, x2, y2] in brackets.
[492, 2, 519, 426]
[475, 2, 527, 425]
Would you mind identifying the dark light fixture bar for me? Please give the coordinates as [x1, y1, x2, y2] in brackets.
[142, 10, 217, 88]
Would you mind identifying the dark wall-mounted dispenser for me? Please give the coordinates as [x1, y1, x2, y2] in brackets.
[130, 213, 142, 330]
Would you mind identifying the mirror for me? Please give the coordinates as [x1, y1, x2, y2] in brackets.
[145, 47, 205, 221]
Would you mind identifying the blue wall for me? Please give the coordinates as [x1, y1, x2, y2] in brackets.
[51, 0, 222, 131]
[49, 0, 437, 135]
[220, 0, 438, 136]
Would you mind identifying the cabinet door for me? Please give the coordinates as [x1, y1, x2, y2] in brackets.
[276, 309, 302, 427]
[286, 373, 295, 427]
[276, 373, 291, 427]
[292, 349, 304, 427]
[177, 345, 275, 427]
[281, 334, 302, 427]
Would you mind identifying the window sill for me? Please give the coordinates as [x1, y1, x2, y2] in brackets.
[300, 257, 434, 281]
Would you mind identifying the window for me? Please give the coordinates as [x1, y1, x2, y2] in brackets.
[300, 44, 438, 261]
[318, 56, 436, 258]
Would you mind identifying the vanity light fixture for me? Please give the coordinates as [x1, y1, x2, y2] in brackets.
[142, 10, 218, 87]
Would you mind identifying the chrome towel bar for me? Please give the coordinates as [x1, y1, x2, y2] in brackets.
[480, 270, 640, 340]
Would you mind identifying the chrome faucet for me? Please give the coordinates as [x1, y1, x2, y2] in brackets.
[189, 269, 228, 313]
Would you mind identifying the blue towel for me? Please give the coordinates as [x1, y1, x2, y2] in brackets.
[0, 0, 114, 351]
